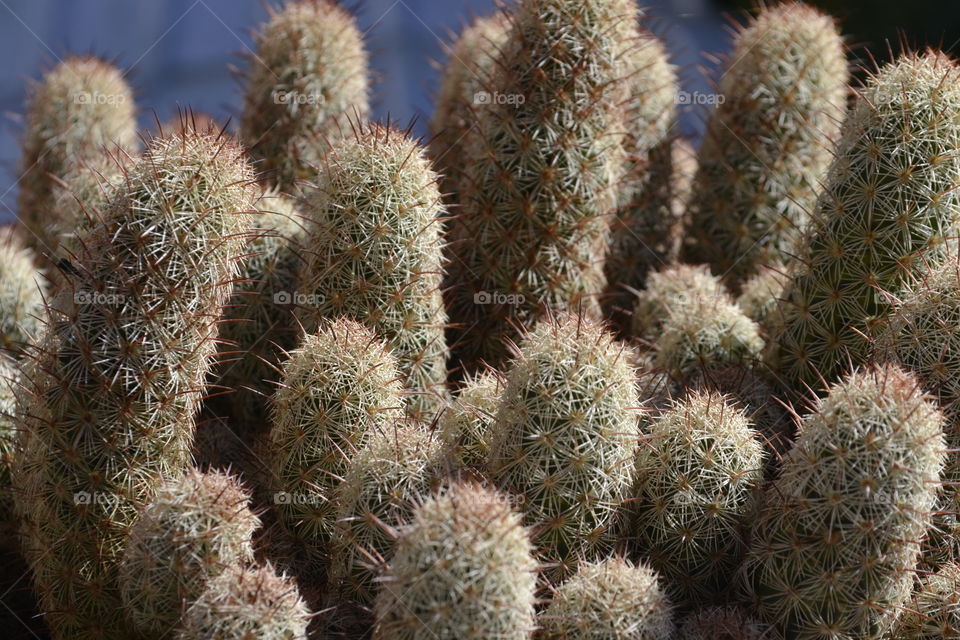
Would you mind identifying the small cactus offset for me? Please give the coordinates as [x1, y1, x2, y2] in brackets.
[119, 470, 260, 637]
[438, 369, 504, 473]
[683, 2, 848, 287]
[177, 563, 310, 640]
[889, 562, 960, 639]
[373, 482, 537, 640]
[539, 557, 674, 640]
[632, 263, 730, 340]
[627, 391, 765, 603]
[430, 12, 510, 200]
[266, 319, 405, 578]
[0, 235, 45, 354]
[216, 189, 305, 433]
[741, 365, 946, 639]
[327, 423, 444, 606]
[241, 0, 370, 190]
[12, 129, 256, 640]
[736, 264, 788, 330]
[298, 123, 449, 419]
[488, 313, 640, 580]
[18, 55, 137, 253]
[678, 607, 782, 640]
[771, 51, 960, 391]
[445, 0, 640, 369]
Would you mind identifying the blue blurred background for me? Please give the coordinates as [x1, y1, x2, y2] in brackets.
[0, 0, 953, 225]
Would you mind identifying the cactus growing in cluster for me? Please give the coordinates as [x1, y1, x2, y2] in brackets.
[11, 129, 256, 640]
[328, 423, 443, 605]
[438, 369, 504, 472]
[18, 55, 137, 253]
[627, 391, 764, 603]
[0, 235, 45, 354]
[741, 365, 946, 639]
[890, 562, 960, 639]
[772, 52, 960, 391]
[298, 124, 449, 418]
[678, 607, 781, 640]
[539, 557, 674, 640]
[632, 263, 729, 340]
[445, 0, 641, 370]
[216, 189, 305, 433]
[267, 319, 405, 576]
[736, 264, 788, 330]
[683, 3, 848, 286]
[654, 295, 764, 380]
[177, 563, 310, 640]
[241, 0, 370, 190]
[488, 313, 640, 579]
[373, 482, 537, 640]
[430, 13, 510, 200]
[119, 470, 260, 637]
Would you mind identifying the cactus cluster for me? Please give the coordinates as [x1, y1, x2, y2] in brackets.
[438, 369, 504, 473]
[890, 562, 960, 639]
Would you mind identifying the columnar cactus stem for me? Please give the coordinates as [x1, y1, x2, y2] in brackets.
[771, 51, 960, 391]
[683, 2, 848, 287]
[12, 129, 256, 640]
[241, 0, 370, 190]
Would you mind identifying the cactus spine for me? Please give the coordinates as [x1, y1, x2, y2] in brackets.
[632, 263, 729, 339]
[267, 319, 405, 577]
[890, 562, 960, 639]
[772, 52, 960, 391]
[12, 130, 256, 640]
[241, 0, 370, 190]
[328, 423, 443, 606]
[678, 607, 782, 640]
[439, 369, 504, 473]
[373, 483, 537, 640]
[0, 235, 46, 354]
[628, 391, 765, 603]
[446, 0, 639, 369]
[0, 357, 17, 534]
[683, 2, 848, 286]
[119, 470, 260, 637]
[297, 124, 448, 418]
[539, 557, 674, 640]
[489, 313, 639, 579]
[18, 56, 137, 253]
[741, 365, 946, 639]
[177, 563, 310, 640]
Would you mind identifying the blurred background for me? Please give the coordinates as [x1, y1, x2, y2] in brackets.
[0, 0, 955, 225]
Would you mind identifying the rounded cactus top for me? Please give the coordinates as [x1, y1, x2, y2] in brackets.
[633, 264, 730, 339]
[0, 236, 45, 353]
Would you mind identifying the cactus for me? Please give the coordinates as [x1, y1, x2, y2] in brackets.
[430, 12, 510, 201]
[889, 562, 960, 639]
[373, 482, 537, 640]
[445, 0, 640, 369]
[627, 391, 764, 603]
[682, 2, 848, 287]
[11, 129, 256, 640]
[736, 264, 788, 330]
[119, 470, 260, 637]
[18, 55, 137, 253]
[488, 313, 640, 579]
[771, 51, 960, 391]
[678, 607, 782, 640]
[654, 295, 764, 380]
[632, 263, 730, 340]
[438, 369, 504, 473]
[298, 124, 449, 419]
[216, 189, 305, 434]
[241, 0, 370, 190]
[267, 319, 405, 578]
[328, 423, 443, 606]
[0, 235, 46, 354]
[539, 557, 674, 640]
[741, 365, 946, 639]
[50, 151, 130, 256]
[0, 357, 18, 535]
[177, 563, 310, 640]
